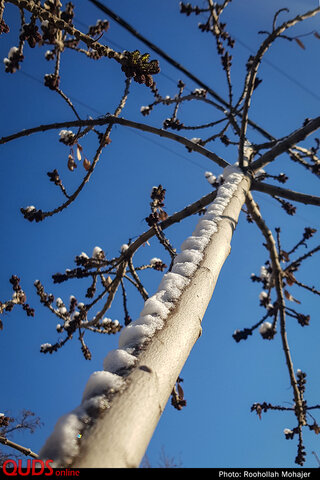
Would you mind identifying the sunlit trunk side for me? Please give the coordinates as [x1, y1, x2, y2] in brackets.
[67, 171, 251, 468]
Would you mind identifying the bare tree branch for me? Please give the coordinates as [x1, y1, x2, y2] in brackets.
[246, 192, 306, 427]
[6, 0, 123, 62]
[0, 436, 38, 459]
[251, 117, 320, 173]
[251, 180, 320, 206]
[0, 116, 229, 169]
[238, 6, 320, 166]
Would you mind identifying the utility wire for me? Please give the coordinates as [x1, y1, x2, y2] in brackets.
[88, 0, 320, 142]
[16, 71, 316, 224]
[87, 0, 274, 141]
[18, 4, 320, 176]
[78, 12, 320, 103]
[195, 9, 320, 104]
[13, 7, 318, 225]
[234, 36, 320, 103]
[17, 70, 208, 172]
[74, 18, 181, 88]
[19, 70, 103, 116]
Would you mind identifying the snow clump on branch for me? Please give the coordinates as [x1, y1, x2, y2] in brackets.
[59, 130, 75, 145]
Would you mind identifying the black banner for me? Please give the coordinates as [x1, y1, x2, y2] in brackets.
[0, 467, 319, 477]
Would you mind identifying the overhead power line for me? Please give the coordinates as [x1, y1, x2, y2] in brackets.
[234, 36, 320, 104]
[17, 70, 208, 172]
[75, 18, 183, 88]
[87, 0, 274, 142]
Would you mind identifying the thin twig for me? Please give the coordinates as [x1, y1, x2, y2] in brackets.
[128, 257, 148, 301]
[251, 117, 320, 173]
[285, 245, 320, 274]
[27, 79, 131, 221]
[55, 88, 81, 121]
[120, 278, 131, 325]
[238, 7, 320, 166]
[293, 279, 320, 296]
[86, 260, 128, 326]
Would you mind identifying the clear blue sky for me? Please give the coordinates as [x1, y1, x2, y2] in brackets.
[1, 0, 320, 469]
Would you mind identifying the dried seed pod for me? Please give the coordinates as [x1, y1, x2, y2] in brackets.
[83, 158, 91, 171]
[67, 154, 76, 171]
[76, 145, 82, 161]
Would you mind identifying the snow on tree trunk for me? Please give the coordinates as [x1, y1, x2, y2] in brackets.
[39, 166, 251, 468]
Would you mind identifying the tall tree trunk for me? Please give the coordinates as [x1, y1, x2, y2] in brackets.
[40, 168, 251, 468]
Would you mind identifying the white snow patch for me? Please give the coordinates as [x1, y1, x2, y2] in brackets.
[195, 218, 220, 233]
[260, 265, 270, 279]
[8, 46, 18, 59]
[39, 410, 83, 466]
[181, 235, 209, 252]
[171, 261, 197, 278]
[205, 171, 217, 185]
[82, 394, 109, 413]
[259, 291, 268, 301]
[25, 206, 36, 213]
[157, 272, 189, 301]
[59, 129, 74, 141]
[118, 323, 158, 348]
[134, 314, 164, 330]
[259, 322, 272, 334]
[139, 293, 172, 319]
[193, 88, 206, 96]
[174, 248, 203, 266]
[82, 371, 125, 403]
[103, 349, 137, 373]
[150, 257, 162, 265]
[194, 222, 218, 238]
[92, 246, 103, 258]
[115, 165, 244, 364]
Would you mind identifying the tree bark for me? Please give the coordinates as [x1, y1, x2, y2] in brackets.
[68, 172, 251, 468]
